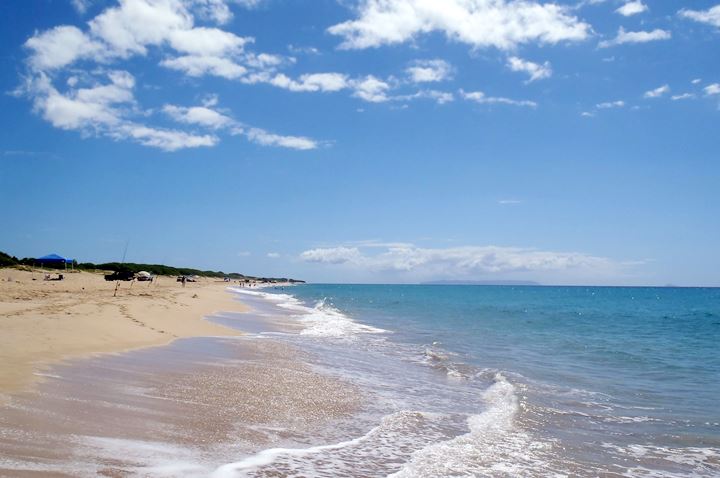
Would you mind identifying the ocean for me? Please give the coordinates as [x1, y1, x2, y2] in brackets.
[218, 284, 720, 477]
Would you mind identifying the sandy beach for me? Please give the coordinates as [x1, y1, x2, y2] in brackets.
[0, 270, 363, 477]
[0, 268, 247, 398]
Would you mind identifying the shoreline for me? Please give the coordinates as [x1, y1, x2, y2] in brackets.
[0, 268, 250, 398]
[0, 285, 364, 477]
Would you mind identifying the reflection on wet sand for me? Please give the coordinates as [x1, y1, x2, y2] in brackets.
[0, 336, 361, 477]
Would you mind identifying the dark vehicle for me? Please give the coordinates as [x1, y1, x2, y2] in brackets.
[104, 270, 135, 281]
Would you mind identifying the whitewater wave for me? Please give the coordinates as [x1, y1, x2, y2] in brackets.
[295, 299, 387, 337]
[602, 443, 720, 477]
[211, 410, 453, 477]
[388, 373, 557, 477]
[231, 287, 387, 338]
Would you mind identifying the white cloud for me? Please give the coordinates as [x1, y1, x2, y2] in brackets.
[25, 26, 106, 71]
[266, 252, 280, 259]
[705, 83, 720, 96]
[160, 55, 248, 79]
[643, 84, 670, 99]
[461, 89, 537, 108]
[88, 0, 193, 58]
[598, 27, 671, 48]
[671, 93, 695, 101]
[506, 56, 552, 82]
[299, 244, 623, 279]
[328, 0, 590, 50]
[248, 71, 431, 105]
[288, 44, 320, 55]
[691, 78, 702, 85]
[405, 59, 453, 83]
[269, 72, 350, 92]
[20, 0, 319, 152]
[233, 0, 263, 7]
[118, 124, 218, 150]
[20, 71, 218, 151]
[352, 75, 391, 103]
[167, 27, 251, 56]
[498, 199, 522, 205]
[300, 247, 362, 264]
[189, 0, 232, 24]
[162, 101, 319, 150]
[71, 0, 92, 14]
[616, 1, 647, 17]
[28, 71, 133, 130]
[28, 0, 271, 82]
[580, 111, 595, 117]
[679, 5, 720, 28]
[596, 100, 625, 109]
[405, 89, 455, 104]
[162, 104, 233, 129]
[244, 128, 318, 150]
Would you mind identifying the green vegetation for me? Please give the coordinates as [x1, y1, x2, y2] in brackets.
[0, 251, 21, 267]
[0, 252, 40, 268]
[0, 251, 304, 283]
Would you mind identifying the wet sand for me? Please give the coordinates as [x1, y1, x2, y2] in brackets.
[0, 335, 361, 477]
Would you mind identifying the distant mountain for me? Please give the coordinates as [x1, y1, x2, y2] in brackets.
[422, 280, 541, 286]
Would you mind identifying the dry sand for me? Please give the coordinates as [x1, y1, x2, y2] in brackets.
[0, 268, 247, 397]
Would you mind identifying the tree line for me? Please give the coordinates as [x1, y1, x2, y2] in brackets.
[0, 251, 304, 283]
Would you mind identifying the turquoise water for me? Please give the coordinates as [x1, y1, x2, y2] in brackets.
[222, 285, 720, 476]
[291, 285, 720, 428]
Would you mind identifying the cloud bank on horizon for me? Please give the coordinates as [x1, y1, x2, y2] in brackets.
[298, 242, 641, 283]
[14, 0, 720, 152]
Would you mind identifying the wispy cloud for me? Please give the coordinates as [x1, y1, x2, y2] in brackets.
[679, 5, 720, 28]
[599, 27, 671, 48]
[671, 93, 695, 101]
[704, 83, 720, 96]
[71, 0, 92, 14]
[299, 243, 632, 282]
[461, 90, 537, 108]
[643, 84, 670, 99]
[596, 100, 625, 109]
[506, 56, 552, 83]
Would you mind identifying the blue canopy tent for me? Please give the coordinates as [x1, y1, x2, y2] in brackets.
[36, 253, 75, 270]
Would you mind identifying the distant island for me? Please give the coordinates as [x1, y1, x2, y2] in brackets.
[422, 280, 541, 286]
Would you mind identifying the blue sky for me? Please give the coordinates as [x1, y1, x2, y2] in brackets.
[1, 0, 719, 285]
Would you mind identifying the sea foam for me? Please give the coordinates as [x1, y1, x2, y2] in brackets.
[231, 287, 387, 338]
[387, 373, 554, 478]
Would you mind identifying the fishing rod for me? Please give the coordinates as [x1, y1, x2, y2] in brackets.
[113, 239, 130, 297]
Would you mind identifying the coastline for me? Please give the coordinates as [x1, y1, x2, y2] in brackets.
[0, 268, 247, 397]
[2, 279, 717, 476]
[0, 282, 364, 477]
